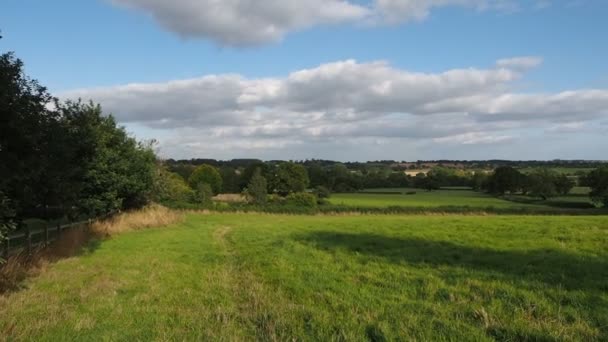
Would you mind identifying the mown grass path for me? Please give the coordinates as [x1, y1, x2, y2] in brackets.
[1, 213, 607, 341]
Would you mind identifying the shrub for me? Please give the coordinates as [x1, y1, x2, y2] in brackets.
[313, 186, 331, 199]
[286, 192, 318, 208]
[313, 186, 331, 204]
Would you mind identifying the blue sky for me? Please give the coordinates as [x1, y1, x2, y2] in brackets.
[2, 0, 608, 161]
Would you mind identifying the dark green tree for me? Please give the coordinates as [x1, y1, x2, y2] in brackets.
[554, 174, 575, 196]
[219, 167, 241, 193]
[584, 166, 608, 207]
[527, 168, 558, 200]
[486, 166, 523, 195]
[270, 162, 310, 195]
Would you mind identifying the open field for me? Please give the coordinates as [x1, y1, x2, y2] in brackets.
[329, 190, 595, 210]
[2, 213, 607, 340]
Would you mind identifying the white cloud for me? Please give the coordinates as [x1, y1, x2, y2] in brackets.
[62, 58, 608, 159]
[109, 0, 523, 46]
[496, 56, 543, 70]
[110, 0, 369, 46]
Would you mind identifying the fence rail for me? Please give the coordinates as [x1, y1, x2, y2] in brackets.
[1, 212, 116, 259]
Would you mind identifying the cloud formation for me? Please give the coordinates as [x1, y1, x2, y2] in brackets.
[62, 57, 608, 159]
[109, 0, 522, 46]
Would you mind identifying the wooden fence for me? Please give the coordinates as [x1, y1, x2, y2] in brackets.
[1, 212, 115, 259]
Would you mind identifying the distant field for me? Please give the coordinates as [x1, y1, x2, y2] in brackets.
[517, 167, 594, 175]
[337, 188, 595, 210]
[2, 213, 606, 340]
[331, 191, 545, 209]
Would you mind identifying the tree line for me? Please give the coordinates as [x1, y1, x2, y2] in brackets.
[1, 41, 157, 243]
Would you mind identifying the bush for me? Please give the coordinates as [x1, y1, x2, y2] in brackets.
[313, 186, 331, 198]
[313, 186, 331, 204]
[285, 192, 318, 208]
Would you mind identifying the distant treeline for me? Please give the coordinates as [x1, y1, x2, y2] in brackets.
[166, 158, 606, 172]
[163, 160, 608, 208]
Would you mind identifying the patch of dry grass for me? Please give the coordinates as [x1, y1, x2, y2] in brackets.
[91, 204, 184, 237]
[213, 194, 247, 203]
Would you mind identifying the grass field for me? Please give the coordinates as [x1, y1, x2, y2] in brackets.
[2, 213, 607, 340]
[329, 188, 597, 211]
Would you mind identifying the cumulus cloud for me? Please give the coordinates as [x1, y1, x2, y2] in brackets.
[61, 58, 608, 159]
[110, 0, 369, 45]
[109, 0, 524, 46]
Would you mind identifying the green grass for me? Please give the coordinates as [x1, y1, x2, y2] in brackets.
[329, 191, 540, 209]
[2, 213, 607, 340]
[329, 190, 596, 211]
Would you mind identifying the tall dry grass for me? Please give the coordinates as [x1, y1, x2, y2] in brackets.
[1, 204, 183, 294]
[91, 204, 184, 237]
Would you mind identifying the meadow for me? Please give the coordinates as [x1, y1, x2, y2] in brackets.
[2, 213, 607, 341]
[329, 188, 595, 211]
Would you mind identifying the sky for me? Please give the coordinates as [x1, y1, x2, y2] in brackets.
[2, 0, 608, 161]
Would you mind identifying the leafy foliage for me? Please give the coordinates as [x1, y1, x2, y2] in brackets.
[188, 164, 223, 195]
[1, 46, 157, 221]
[154, 166, 194, 202]
[285, 192, 318, 208]
[246, 168, 268, 205]
[0, 192, 16, 255]
[485, 166, 524, 195]
[270, 162, 310, 195]
[584, 166, 608, 207]
[526, 168, 558, 200]
[194, 183, 214, 207]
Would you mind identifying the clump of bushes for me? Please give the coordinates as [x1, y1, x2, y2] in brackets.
[313, 186, 331, 204]
[286, 193, 318, 208]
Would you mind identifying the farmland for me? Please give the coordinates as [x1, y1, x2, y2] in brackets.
[2, 213, 607, 340]
[329, 188, 595, 210]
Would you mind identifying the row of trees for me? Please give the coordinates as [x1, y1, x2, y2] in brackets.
[1, 42, 157, 242]
[482, 166, 608, 207]
[156, 161, 314, 206]
[483, 167, 575, 199]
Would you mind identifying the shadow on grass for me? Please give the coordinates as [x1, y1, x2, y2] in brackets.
[298, 232, 608, 291]
[501, 195, 595, 209]
[0, 229, 103, 294]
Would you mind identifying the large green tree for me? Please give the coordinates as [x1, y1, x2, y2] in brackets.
[485, 166, 524, 195]
[584, 166, 608, 207]
[188, 164, 223, 195]
[1, 40, 157, 223]
[246, 168, 268, 205]
[270, 162, 310, 195]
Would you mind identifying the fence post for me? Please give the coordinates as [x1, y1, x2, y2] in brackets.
[44, 224, 49, 247]
[57, 223, 62, 238]
[25, 223, 31, 255]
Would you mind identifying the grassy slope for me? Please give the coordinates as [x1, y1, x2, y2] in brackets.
[1, 213, 607, 340]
